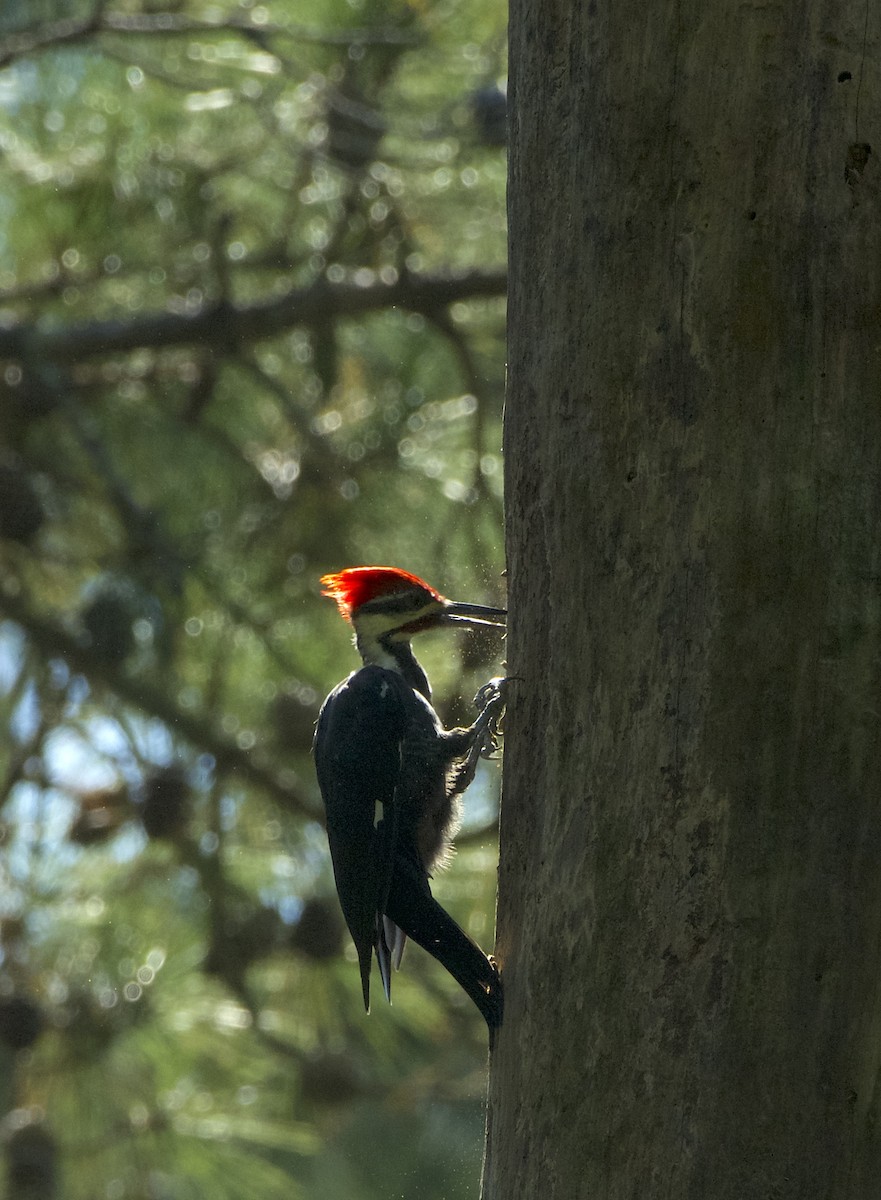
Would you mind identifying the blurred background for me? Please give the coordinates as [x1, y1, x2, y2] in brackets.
[0, 1, 508, 1196]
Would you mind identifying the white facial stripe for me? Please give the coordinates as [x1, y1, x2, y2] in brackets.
[352, 600, 442, 643]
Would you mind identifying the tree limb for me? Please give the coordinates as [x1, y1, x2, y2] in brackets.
[0, 268, 507, 364]
[0, 585, 321, 821]
[0, 11, 423, 71]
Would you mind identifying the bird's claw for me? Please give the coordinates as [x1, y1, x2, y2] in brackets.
[473, 676, 508, 758]
[473, 675, 508, 712]
[479, 731, 500, 760]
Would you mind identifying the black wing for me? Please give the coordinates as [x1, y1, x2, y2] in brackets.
[313, 665, 406, 1011]
[315, 664, 503, 1035]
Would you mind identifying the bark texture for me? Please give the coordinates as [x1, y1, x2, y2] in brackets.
[485, 2, 881, 1197]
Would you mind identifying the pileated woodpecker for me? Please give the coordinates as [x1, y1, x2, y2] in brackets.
[313, 566, 506, 1035]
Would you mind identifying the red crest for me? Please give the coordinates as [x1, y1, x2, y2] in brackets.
[320, 567, 442, 621]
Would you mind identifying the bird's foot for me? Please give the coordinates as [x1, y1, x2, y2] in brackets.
[472, 676, 508, 759]
[473, 675, 507, 711]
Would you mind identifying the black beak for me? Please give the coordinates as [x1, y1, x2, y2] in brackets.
[442, 600, 507, 629]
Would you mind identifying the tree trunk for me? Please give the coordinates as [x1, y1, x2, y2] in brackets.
[485, 2, 881, 1197]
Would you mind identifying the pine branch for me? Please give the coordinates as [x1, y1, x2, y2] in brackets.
[0, 268, 507, 364]
[0, 585, 320, 821]
[0, 10, 422, 71]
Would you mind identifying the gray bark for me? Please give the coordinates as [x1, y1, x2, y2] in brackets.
[485, 1, 881, 1196]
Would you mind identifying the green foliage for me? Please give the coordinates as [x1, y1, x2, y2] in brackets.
[0, 1, 507, 1197]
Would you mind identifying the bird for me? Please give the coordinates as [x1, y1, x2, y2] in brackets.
[313, 565, 507, 1035]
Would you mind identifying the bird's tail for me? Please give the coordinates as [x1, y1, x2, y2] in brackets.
[384, 871, 503, 1033]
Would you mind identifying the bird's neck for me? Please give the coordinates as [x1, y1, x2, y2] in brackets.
[356, 633, 432, 700]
